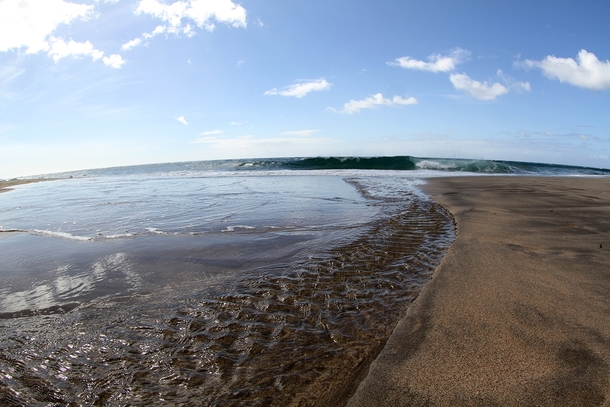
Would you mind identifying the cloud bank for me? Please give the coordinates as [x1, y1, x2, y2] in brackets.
[329, 93, 418, 114]
[524, 49, 610, 90]
[201, 129, 223, 135]
[280, 130, 320, 136]
[265, 79, 331, 98]
[388, 48, 469, 72]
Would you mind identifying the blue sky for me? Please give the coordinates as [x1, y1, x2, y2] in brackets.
[1, 0, 609, 178]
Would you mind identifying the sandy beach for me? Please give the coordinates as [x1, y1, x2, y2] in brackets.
[0, 179, 52, 193]
[348, 176, 610, 407]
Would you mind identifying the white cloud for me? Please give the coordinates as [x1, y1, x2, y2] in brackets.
[497, 69, 531, 92]
[121, 38, 143, 51]
[46, 37, 123, 68]
[0, 0, 94, 54]
[47, 37, 103, 62]
[135, 0, 247, 36]
[201, 129, 222, 135]
[449, 73, 508, 100]
[230, 121, 243, 125]
[523, 49, 610, 90]
[143, 25, 167, 39]
[388, 48, 470, 73]
[102, 54, 125, 68]
[124, 1, 247, 52]
[329, 93, 418, 114]
[0, 0, 125, 68]
[280, 130, 320, 136]
[264, 79, 331, 98]
[177, 116, 188, 125]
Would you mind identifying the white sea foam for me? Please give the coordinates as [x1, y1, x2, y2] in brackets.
[415, 160, 457, 170]
[105, 233, 136, 239]
[146, 228, 167, 235]
[31, 229, 93, 241]
[223, 225, 256, 232]
[0, 226, 24, 232]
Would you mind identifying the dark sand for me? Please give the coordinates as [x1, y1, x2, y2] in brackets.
[347, 176, 610, 407]
[0, 179, 54, 193]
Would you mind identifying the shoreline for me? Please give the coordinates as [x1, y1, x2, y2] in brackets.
[347, 176, 610, 406]
[0, 179, 58, 193]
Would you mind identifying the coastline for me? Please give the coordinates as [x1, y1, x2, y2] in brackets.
[347, 176, 610, 406]
[0, 179, 57, 194]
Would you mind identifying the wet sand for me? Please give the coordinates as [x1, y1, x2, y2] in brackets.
[0, 179, 54, 193]
[347, 176, 610, 407]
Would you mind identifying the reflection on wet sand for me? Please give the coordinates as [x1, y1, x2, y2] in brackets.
[0, 189, 454, 406]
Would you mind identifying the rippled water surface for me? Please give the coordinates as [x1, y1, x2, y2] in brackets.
[0, 174, 454, 406]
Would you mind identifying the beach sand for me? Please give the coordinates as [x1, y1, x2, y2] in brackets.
[0, 179, 53, 193]
[347, 176, 610, 407]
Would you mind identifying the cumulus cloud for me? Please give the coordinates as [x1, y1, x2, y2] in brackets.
[102, 54, 126, 68]
[0, 0, 94, 54]
[264, 79, 331, 98]
[449, 73, 508, 100]
[146, 25, 167, 38]
[121, 38, 143, 51]
[0, 0, 125, 68]
[523, 49, 610, 90]
[47, 37, 104, 62]
[47, 38, 124, 68]
[329, 93, 418, 114]
[135, 0, 247, 36]
[388, 48, 470, 72]
[177, 116, 188, 125]
[122, 0, 247, 51]
[280, 130, 320, 136]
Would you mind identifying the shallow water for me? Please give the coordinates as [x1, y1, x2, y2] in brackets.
[0, 175, 454, 406]
[0, 175, 372, 240]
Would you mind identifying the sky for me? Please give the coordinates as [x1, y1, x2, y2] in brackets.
[1, 0, 609, 178]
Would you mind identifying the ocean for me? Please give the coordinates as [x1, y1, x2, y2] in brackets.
[0, 156, 608, 406]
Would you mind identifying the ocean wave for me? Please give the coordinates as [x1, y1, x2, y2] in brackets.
[278, 156, 418, 170]
[414, 160, 458, 171]
[31, 156, 610, 179]
[229, 156, 610, 175]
